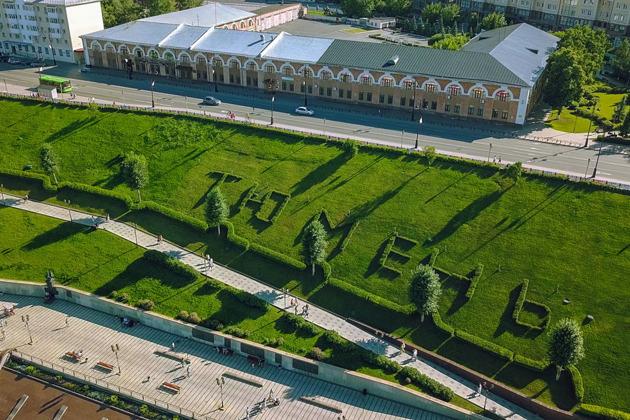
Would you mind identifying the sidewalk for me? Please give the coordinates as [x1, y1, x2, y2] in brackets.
[0, 193, 539, 419]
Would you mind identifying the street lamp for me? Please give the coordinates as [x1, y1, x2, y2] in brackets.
[49, 44, 57, 66]
[592, 140, 604, 178]
[487, 142, 493, 162]
[302, 80, 308, 107]
[584, 101, 601, 147]
[213, 68, 218, 93]
[111, 344, 121, 375]
[411, 80, 417, 121]
[150, 80, 155, 108]
[270, 95, 275, 125]
[584, 158, 591, 179]
[216, 376, 226, 410]
[133, 223, 138, 246]
[414, 117, 423, 149]
[482, 381, 495, 411]
[21, 315, 33, 344]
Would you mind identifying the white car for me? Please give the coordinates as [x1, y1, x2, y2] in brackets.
[203, 95, 221, 105]
[295, 106, 315, 116]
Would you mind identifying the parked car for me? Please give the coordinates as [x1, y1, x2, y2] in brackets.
[80, 67, 90, 73]
[7, 58, 26, 65]
[30, 60, 46, 67]
[0, 55, 10, 63]
[295, 106, 315, 116]
[202, 95, 221, 105]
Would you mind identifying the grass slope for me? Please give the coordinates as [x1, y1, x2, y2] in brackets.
[1, 99, 629, 411]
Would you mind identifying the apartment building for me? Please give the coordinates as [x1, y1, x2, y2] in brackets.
[460, 0, 630, 44]
[0, 0, 103, 63]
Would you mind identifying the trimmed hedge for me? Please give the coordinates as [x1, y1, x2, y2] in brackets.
[225, 221, 250, 250]
[60, 182, 134, 208]
[579, 405, 630, 420]
[360, 350, 401, 374]
[379, 235, 396, 267]
[398, 366, 455, 402]
[281, 313, 320, 336]
[249, 242, 307, 270]
[327, 277, 415, 315]
[239, 184, 259, 211]
[512, 279, 551, 331]
[321, 260, 332, 280]
[139, 201, 208, 232]
[568, 365, 584, 402]
[513, 354, 548, 372]
[431, 311, 454, 336]
[223, 288, 268, 311]
[465, 264, 483, 300]
[0, 168, 56, 191]
[143, 249, 199, 282]
[429, 247, 440, 267]
[513, 279, 529, 323]
[322, 330, 355, 352]
[454, 329, 514, 361]
[269, 192, 291, 224]
[339, 219, 360, 252]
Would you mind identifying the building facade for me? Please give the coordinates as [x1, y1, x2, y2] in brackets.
[0, 0, 103, 63]
[82, 22, 558, 125]
[459, 0, 630, 45]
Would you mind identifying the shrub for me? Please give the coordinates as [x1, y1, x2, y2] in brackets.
[275, 337, 285, 347]
[283, 313, 306, 329]
[117, 292, 130, 303]
[177, 310, 189, 321]
[568, 365, 584, 402]
[465, 264, 483, 299]
[202, 318, 225, 331]
[322, 330, 354, 352]
[136, 299, 154, 311]
[225, 326, 250, 338]
[431, 312, 454, 336]
[187, 312, 201, 324]
[342, 140, 359, 158]
[143, 250, 198, 282]
[513, 354, 548, 372]
[224, 288, 268, 311]
[398, 366, 454, 402]
[308, 347, 325, 361]
[579, 405, 630, 420]
[300, 322, 321, 337]
[109, 290, 118, 300]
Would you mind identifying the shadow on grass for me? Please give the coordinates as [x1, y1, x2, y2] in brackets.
[0, 174, 56, 201]
[493, 284, 543, 339]
[56, 187, 128, 218]
[45, 116, 100, 143]
[425, 171, 473, 204]
[20, 222, 84, 251]
[443, 274, 470, 316]
[426, 189, 503, 245]
[212, 289, 267, 326]
[291, 153, 347, 197]
[437, 336, 510, 378]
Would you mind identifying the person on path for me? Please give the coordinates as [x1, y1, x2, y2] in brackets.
[493, 156, 497, 164]
[157, 235, 163, 244]
[23, 194, 28, 203]
[171, 342, 175, 351]
[269, 389, 274, 400]
[65, 317, 69, 328]
[186, 365, 191, 377]
[209, 258, 214, 270]
[476, 383, 483, 396]
[400, 342, 406, 354]
[246, 407, 250, 419]
[412, 348, 417, 361]
[498, 156, 502, 164]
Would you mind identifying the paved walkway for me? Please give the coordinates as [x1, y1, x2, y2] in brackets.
[0, 295, 447, 420]
[0, 193, 540, 419]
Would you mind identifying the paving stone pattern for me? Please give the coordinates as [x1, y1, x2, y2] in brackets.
[0, 193, 539, 419]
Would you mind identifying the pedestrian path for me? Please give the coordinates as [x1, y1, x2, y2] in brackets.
[0, 193, 539, 419]
[1, 295, 447, 420]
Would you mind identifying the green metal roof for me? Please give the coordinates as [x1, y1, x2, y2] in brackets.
[317, 39, 532, 87]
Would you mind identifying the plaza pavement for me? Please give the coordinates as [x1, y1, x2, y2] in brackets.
[0, 193, 540, 419]
[0, 295, 447, 420]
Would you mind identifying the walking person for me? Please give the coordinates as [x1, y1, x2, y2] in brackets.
[294, 305, 299, 315]
[209, 257, 214, 270]
[171, 342, 175, 351]
[23, 194, 29, 203]
[157, 235, 163, 244]
[246, 407, 250, 419]
[65, 317, 69, 328]
[476, 383, 483, 396]
[400, 342, 406, 355]
[186, 365, 191, 377]
[412, 348, 417, 361]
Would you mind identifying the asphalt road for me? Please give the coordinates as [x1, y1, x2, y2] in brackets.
[2, 63, 630, 184]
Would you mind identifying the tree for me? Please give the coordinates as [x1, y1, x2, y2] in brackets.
[612, 39, 630, 83]
[340, 0, 381, 17]
[40, 144, 60, 184]
[613, 98, 627, 125]
[205, 188, 228, 235]
[120, 152, 149, 201]
[176, 0, 202, 10]
[620, 111, 630, 137]
[422, 2, 442, 24]
[149, 0, 175, 16]
[503, 161, 522, 183]
[440, 4, 460, 27]
[423, 145, 437, 166]
[554, 25, 609, 82]
[101, 0, 144, 28]
[408, 264, 441, 322]
[544, 47, 586, 109]
[385, 0, 411, 16]
[469, 12, 479, 35]
[430, 34, 470, 50]
[547, 318, 585, 380]
[481, 12, 507, 30]
[302, 220, 328, 276]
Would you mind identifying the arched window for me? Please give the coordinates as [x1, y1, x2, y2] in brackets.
[230, 60, 240, 69]
[320, 70, 332, 80]
[496, 90, 509, 101]
[283, 67, 293, 76]
[302, 68, 312, 78]
[425, 82, 437, 93]
[381, 77, 393, 87]
[448, 85, 461, 96]
[472, 87, 485, 99]
[247, 62, 256, 71]
[149, 50, 158, 59]
[164, 52, 174, 61]
[340, 73, 351, 82]
[213, 58, 222, 67]
[180, 54, 190, 63]
[265, 64, 275, 73]
[404, 79, 415, 90]
[361, 75, 372, 85]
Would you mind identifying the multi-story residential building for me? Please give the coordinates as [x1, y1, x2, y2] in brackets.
[81, 20, 558, 125]
[0, 0, 104, 63]
[460, 0, 630, 44]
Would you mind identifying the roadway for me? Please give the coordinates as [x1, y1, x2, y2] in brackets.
[2, 63, 630, 183]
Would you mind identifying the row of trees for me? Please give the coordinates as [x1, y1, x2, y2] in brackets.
[340, 0, 412, 19]
[400, 10, 507, 40]
[102, 0, 203, 28]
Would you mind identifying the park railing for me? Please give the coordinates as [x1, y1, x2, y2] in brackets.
[9, 350, 215, 420]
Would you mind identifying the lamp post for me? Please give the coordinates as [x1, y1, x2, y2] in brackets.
[111, 344, 121, 375]
[414, 117, 423, 149]
[121, 90, 125, 107]
[584, 101, 600, 147]
[487, 142, 493, 162]
[302, 80, 308, 107]
[21, 315, 33, 344]
[133, 223, 138, 246]
[592, 139, 604, 178]
[49, 44, 56, 66]
[213, 69, 218, 93]
[216, 376, 226, 410]
[482, 381, 495, 411]
[150, 80, 155, 108]
[270, 95, 275, 125]
[584, 158, 591, 179]
[411, 80, 417, 121]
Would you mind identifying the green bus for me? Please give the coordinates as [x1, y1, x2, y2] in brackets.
[39, 75, 73, 93]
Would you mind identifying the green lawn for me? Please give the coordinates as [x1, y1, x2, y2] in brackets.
[546, 89, 626, 132]
[1, 99, 630, 412]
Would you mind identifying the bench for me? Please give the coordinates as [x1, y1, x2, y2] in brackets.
[216, 345, 234, 356]
[64, 352, 83, 361]
[161, 382, 180, 393]
[96, 361, 114, 371]
[299, 396, 343, 413]
[223, 372, 263, 388]
[247, 355, 265, 367]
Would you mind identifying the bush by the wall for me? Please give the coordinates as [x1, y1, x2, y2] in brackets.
[308, 347, 325, 361]
[224, 326, 250, 338]
[327, 278, 415, 315]
[568, 365, 584, 402]
[143, 250, 198, 282]
[578, 405, 630, 420]
[360, 350, 401, 374]
[398, 366, 454, 402]
[135, 299, 154, 311]
[454, 329, 514, 361]
[201, 318, 225, 331]
[187, 312, 201, 324]
[513, 354, 548, 372]
[341, 140, 359, 158]
[465, 264, 483, 299]
[431, 311, 454, 336]
[339, 220, 360, 251]
[224, 288, 268, 311]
